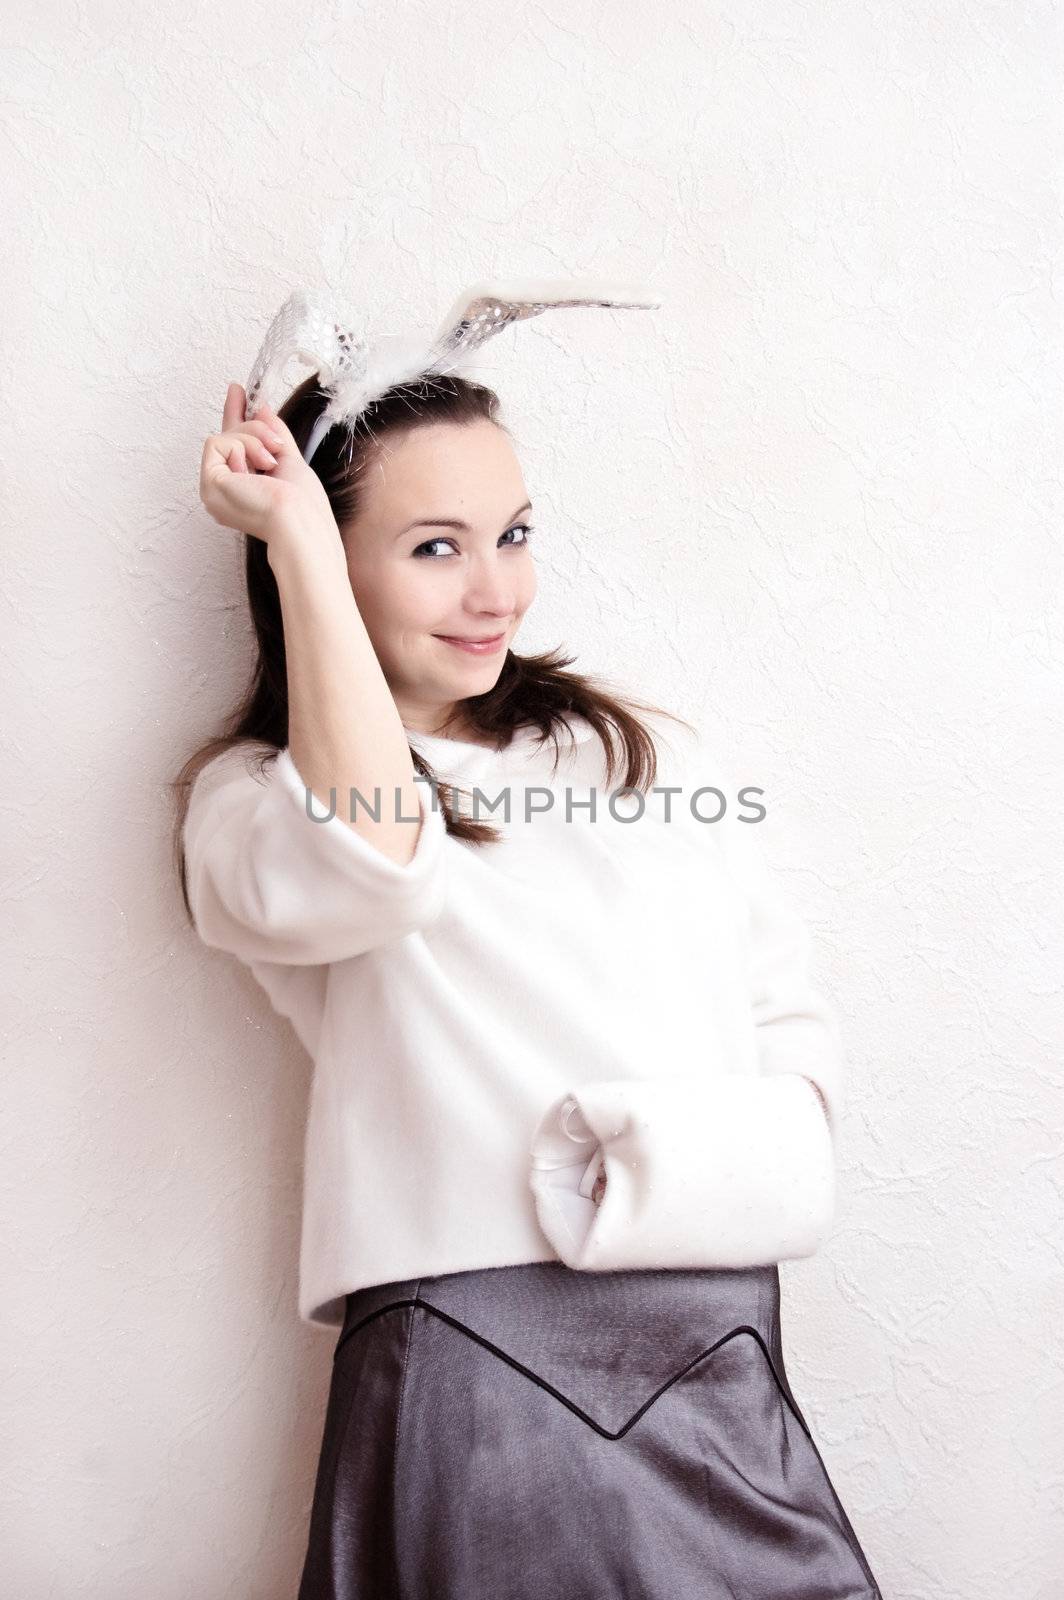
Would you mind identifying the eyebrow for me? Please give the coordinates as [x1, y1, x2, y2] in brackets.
[397, 501, 533, 537]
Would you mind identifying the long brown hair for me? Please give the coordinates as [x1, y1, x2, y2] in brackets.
[171, 371, 691, 924]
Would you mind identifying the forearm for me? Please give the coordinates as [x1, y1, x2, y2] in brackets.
[267, 524, 427, 865]
[585, 1073, 827, 1206]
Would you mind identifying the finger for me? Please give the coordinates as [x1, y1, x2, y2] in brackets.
[249, 399, 294, 448]
[216, 421, 282, 461]
[236, 415, 286, 452]
[199, 435, 256, 501]
[223, 382, 246, 434]
[244, 435, 278, 470]
[202, 430, 276, 467]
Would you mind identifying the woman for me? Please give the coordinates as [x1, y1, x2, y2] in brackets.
[174, 369, 882, 1598]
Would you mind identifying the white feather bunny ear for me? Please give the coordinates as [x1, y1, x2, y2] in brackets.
[243, 277, 662, 466]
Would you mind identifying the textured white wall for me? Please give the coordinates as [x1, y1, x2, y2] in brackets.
[4, 2, 1061, 1594]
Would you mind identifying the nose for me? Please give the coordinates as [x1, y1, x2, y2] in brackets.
[462, 555, 519, 619]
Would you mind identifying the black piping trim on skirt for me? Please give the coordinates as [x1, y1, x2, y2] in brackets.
[333, 1296, 813, 1444]
[332, 1296, 883, 1598]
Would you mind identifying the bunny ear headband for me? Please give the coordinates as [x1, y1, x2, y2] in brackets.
[242, 277, 662, 466]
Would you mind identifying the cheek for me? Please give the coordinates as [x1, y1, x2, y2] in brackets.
[349, 562, 438, 631]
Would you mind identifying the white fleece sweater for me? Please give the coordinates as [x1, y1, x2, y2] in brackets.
[183, 712, 843, 1327]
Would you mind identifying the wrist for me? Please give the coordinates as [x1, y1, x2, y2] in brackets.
[267, 517, 346, 577]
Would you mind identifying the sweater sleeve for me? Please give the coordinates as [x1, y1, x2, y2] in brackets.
[528, 758, 844, 1272]
[183, 743, 449, 967]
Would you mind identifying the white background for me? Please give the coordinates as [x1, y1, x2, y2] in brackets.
[4, 2, 1061, 1594]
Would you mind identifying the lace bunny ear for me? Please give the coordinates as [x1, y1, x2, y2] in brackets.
[422, 277, 662, 372]
[243, 290, 370, 420]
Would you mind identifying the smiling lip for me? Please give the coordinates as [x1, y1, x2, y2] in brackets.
[434, 631, 507, 655]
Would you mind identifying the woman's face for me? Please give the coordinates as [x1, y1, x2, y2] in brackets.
[340, 419, 538, 734]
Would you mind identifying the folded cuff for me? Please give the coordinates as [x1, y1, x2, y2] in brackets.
[528, 1073, 836, 1272]
[186, 744, 449, 966]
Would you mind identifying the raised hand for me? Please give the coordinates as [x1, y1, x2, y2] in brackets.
[197, 382, 340, 548]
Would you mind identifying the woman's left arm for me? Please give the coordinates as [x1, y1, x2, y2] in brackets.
[528, 761, 843, 1272]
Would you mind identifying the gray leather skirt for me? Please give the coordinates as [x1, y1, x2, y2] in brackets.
[297, 1259, 883, 1599]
